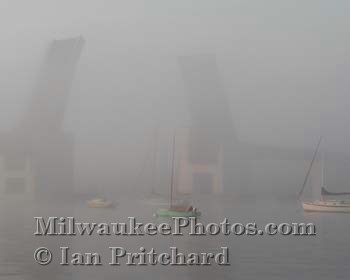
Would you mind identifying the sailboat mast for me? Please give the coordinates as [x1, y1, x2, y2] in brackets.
[298, 137, 323, 201]
[151, 127, 158, 194]
[321, 151, 326, 187]
[170, 133, 176, 208]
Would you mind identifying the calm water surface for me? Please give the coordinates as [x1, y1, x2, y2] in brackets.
[1, 194, 350, 280]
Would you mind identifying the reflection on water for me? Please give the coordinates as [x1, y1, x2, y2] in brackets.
[1, 194, 350, 280]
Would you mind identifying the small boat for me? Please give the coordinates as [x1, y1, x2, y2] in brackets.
[303, 200, 350, 213]
[156, 204, 201, 217]
[154, 134, 201, 218]
[299, 138, 350, 213]
[86, 197, 115, 208]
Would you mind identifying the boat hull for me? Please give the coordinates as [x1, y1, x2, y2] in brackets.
[303, 202, 350, 213]
[87, 201, 115, 208]
[155, 208, 201, 218]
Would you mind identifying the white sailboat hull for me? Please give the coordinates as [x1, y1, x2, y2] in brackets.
[303, 201, 350, 213]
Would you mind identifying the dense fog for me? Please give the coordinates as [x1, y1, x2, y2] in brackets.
[1, 1, 350, 197]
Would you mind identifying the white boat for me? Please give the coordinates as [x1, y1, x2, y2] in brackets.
[299, 138, 350, 213]
[86, 197, 115, 208]
[302, 200, 350, 213]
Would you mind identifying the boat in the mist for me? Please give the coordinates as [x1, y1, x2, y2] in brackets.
[299, 138, 350, 213]
[86, 196, 115, 208]
[302, 200, 350, 213]
[155, 134, 201, 218]
[156, 198, 201, 217]
[156, 207, 201, 217]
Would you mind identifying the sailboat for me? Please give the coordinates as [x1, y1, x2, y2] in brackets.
[299, 138, 350, 213]
[86, 187, 116, 209]
[86, 195, 115, 208]
[155, 134, 201, 218]
[302, 199, 350, 212]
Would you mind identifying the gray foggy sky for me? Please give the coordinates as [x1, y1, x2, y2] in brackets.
[0, 0, 349, 190]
